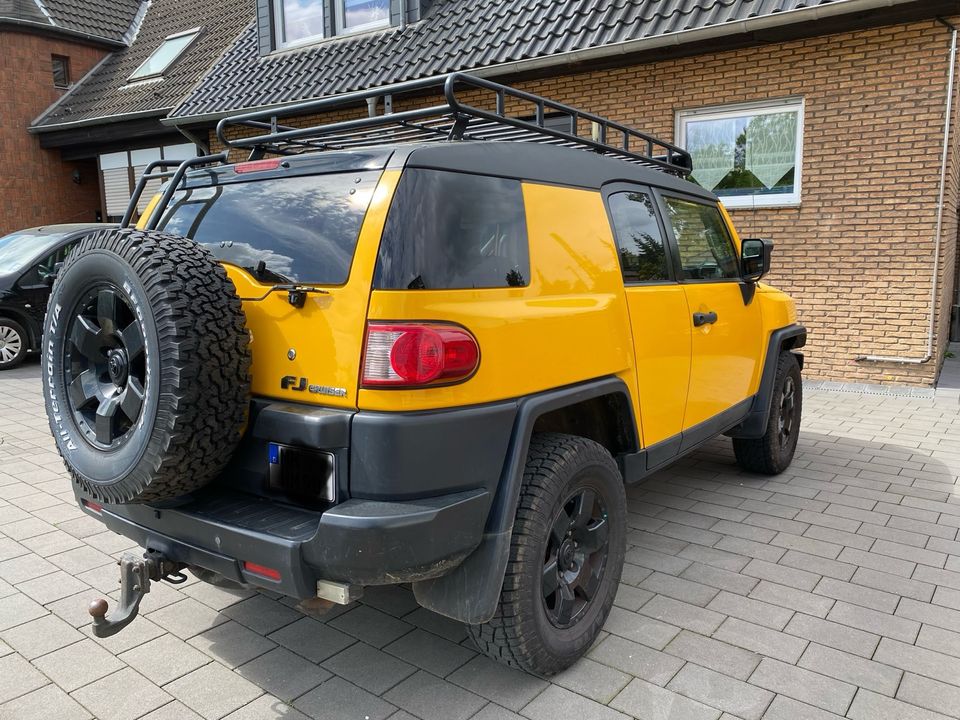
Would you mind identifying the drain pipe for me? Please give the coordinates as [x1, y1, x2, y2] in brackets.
[857, 18, 957, 365]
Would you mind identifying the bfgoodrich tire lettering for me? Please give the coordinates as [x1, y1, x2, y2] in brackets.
[467, 433, 626, 675]
[43, 228, 251, 504]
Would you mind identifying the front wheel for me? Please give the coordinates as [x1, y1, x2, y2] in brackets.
[467, 433, 626, 675]
[733, 351, 802, 475]
[0, 318, 28, 370]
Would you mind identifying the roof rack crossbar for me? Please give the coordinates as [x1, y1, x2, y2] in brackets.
[121, 152, 229, 230]
[215, 72, 691, 176]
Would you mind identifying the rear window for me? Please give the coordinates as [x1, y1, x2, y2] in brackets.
[374, 169, 529, 290]
[158, 171, 381, 285]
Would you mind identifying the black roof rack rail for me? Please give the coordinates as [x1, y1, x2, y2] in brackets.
[215, 73, 693, 177]
[121, 152, 229, 229]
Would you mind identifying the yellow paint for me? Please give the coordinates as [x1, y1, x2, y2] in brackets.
[135, 194, 161, 230]
[359, 182, 639, 437]
[226, 169, 400, 408]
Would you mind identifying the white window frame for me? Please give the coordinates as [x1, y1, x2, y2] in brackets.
[334, 0, 390, 35]
[273, 0, 326, 48]
[128, 28, 202, 81]
[676, 97, 805, 209]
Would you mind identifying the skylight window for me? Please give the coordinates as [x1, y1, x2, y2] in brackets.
[129, 29, 201, 81]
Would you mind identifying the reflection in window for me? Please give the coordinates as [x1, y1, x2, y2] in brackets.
[677, 100, 802, 207]
[607, 191, 669, 283]
[276, 0, 326, 45]
[337, 0, 390, 32]
[158, 172, 381, 285]
[664, 198, 739, 281]
[129, 29, 201, 80]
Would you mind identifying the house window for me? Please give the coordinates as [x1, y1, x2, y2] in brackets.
[128, 28, 202, 80]
[676, 99, 803, 208]
[52, 55, 70, 88]
[274, 0, 390, 47]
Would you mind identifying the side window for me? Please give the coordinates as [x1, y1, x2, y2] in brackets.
[663, 197, 739, 281]
[375, 169, 530, 290]
[19, 242, 78, 287]
[606, 191, 670, 283]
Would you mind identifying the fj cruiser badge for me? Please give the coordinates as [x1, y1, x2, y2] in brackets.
[281, 376, 348, 398]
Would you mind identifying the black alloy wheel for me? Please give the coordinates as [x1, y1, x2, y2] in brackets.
[64, 285, 147, 448]
[778, 374, 797, 447]
[542, 487, 610, 629]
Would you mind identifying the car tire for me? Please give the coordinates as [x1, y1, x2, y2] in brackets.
[733, 351, 802, 475]
[0, 318, 28, 370]
[42, 227, 252, 504]
[467, 433, 626, 675]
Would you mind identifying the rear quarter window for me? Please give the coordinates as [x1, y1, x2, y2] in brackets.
[374, 169, 530, 290]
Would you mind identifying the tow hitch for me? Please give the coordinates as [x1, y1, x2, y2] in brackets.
[88, 549, 186, 638]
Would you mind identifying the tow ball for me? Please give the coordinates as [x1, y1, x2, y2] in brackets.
[87, 549, 187, 638]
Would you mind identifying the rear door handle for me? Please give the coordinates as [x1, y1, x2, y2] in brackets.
[693, 311, 718, 327]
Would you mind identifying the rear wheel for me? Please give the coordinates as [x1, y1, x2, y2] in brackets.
[467, 433, 626, 675]
[733, 351, 802, 475]
[0, 319, 27, 370]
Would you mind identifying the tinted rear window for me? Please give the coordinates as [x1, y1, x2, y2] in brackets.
[158, 171, 381, 285]
[374, 169, 529, 290]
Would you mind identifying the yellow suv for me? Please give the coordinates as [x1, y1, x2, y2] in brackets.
[42, 74, 805, 675]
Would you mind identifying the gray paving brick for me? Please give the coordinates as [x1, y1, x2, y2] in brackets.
[784, 614, 879, 658]
[268, 616, 356, 663]
[552, 657, 631, 704]
[402, 606, 468, 644]
[238, 646, 331, 700]
[714, 537, 786, 563]
[677, 543, 751, 572]
[889, 515, 957, 540]
[629, 530, 688, 556]
[856, 522, 928, 548]
[610, 677, 720, 720]
[639, 571, 719, 606]
[793, 509, 861, 533]
[812, 577, 899, 613]
[638, 595, 725, 635]
[851, 567, 935, 602]
[220, 695, 307, 720]
[778, 550, 857, 581]
[933, 585, 960, 611]
[706, 591, 794, 630]
[447, 655, 548, 710]
[848, 690, 954, 720]
[382, 670, 483, 720]
[588, 634, 685, 685]
[896, 672, 960, 718]
[798, 643, 901, 696]
[749, 580, 834, 618]
[119, 634, 211, 685]
[145, 598, 228, 640]
[916, 623, 960, 659]
[32, 638, 124, 692]
[0, 613, 83, 660]
[771, 532, 843, 559]
[896, 597, 960, 633]
[827, 600, 920, 643]
[165, 662, 263, 720]
[187, 620, 276, 669]
[710, 520, 776, 543]
[666, 663, 773, 720]
[749, 657, 856, 714]
[603, 605, 680, 649]
[470, 705, 524, 720]
[664, 630, 760, 680]
[762, 694, 845, 720]
[913, 565, 960, 592]
[625, 547, 692, 575]
[0, 653, 47, 704]
[384, 627, 475, 676]
[712, 617, 807, 663]
[836, 547, 916, 577]
[221, 594, 300, 636]
[804, 524, 874, 551]
[870, 539, 946, 568]
[824, 504, 891, 526]
[681, 562, 759, 595]
[71, 668, 173, 720]
[0, 683, 92, 720]
[654, 508, 720, 530]
[874, 638, 960, 686]
[614, 582, 653, 610]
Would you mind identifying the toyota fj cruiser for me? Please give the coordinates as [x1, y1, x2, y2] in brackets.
[43, 74, 805, 675]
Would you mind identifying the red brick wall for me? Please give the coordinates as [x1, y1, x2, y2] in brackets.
[212, 18, 960, 386]
[0, 30, 107, 235]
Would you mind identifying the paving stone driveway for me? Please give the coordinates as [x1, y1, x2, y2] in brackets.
[1, 359, 960, 720]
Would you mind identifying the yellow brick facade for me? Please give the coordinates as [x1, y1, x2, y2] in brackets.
[211, 18, 960, 387]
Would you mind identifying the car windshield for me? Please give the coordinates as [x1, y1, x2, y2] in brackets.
[157, 171, 381, 285]
[0, 230, 71, 274]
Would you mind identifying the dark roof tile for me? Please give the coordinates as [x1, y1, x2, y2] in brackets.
[0, 0, 142, 43]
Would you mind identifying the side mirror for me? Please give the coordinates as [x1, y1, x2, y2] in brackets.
[42, 262, 65, 287]
[741, 238, 773, 282]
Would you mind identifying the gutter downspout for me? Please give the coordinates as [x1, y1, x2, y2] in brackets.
[857, 17, 957, 365]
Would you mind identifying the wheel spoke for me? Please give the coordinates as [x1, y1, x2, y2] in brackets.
[96, 289, 120, 335]
[120, 322, 144, 361]
[67, 369, 99, 408]
[550, 509, 572, 544]
[542, 557, 560, 598]
[579, 563, 602, 601]
[555, 582, 576, 625]
[94, 394, 121, 444]
[119, 378, 145, 422]
[571, 489, 596, 530]
[578, 517, 609, 553]
[70, 316, 105, 362]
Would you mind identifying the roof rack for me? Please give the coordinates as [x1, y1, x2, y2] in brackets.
[215, 73, 693, 177]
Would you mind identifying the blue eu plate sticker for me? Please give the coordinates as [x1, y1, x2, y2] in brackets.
[268, 443, 280, 465]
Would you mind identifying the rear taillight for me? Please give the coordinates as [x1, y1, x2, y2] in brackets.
[234, 158, 282, 173]
[362, 322, 479, 387]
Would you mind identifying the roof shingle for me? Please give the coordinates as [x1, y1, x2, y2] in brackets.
[0, 0, 142, 43]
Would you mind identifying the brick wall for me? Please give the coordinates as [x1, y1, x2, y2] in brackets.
[211, 18, 960, 386]
[0, 31, 107, 236]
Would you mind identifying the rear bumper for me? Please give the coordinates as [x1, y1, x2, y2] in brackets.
[83, 487, 489, 599]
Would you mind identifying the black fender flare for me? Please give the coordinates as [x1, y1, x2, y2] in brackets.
[726, 324, 807, 440]
[413, 376, 637, 624]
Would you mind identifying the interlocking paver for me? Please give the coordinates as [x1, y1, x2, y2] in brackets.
[118, 634, 211, 685]
[552, 658, 632, 704]
[783, 613, 879, 658]
[32, 638, 125, 692]
[666, 663, 773, 720]
[797, 643, 901, 696]
[0, 683, 92, 720]
[383, 670, 482, 720]
[609, 677, 720, 720]
[70, 668, 173, 720]
[237, 647, 331, 700]
[0, 653, 48, 704]
[748, 657, 856, 714]
[587, 634, 685, 686]
[165, 662, 263, 720]
[826, 600, 920, 642]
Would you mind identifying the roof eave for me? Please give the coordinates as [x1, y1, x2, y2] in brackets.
[29, 107, 171, 134]
[0, 15, 127, 48]
[164, 0, 934, 127]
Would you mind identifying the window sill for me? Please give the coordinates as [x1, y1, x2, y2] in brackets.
[271, 22, 397, 55]
[721, 200, 802, 211]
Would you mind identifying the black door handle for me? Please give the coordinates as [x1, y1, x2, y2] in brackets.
[693, 311, 718, 327]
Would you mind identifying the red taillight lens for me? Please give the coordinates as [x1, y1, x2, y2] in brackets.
[243, 561, 281, 581]
[362, 323, 480, 387]
[234, 158, 282, 174]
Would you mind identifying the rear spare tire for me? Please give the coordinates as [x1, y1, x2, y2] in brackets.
[42, 227, 251, 504]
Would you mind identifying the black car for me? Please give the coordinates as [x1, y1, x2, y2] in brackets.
[0, 224, 114, 369]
